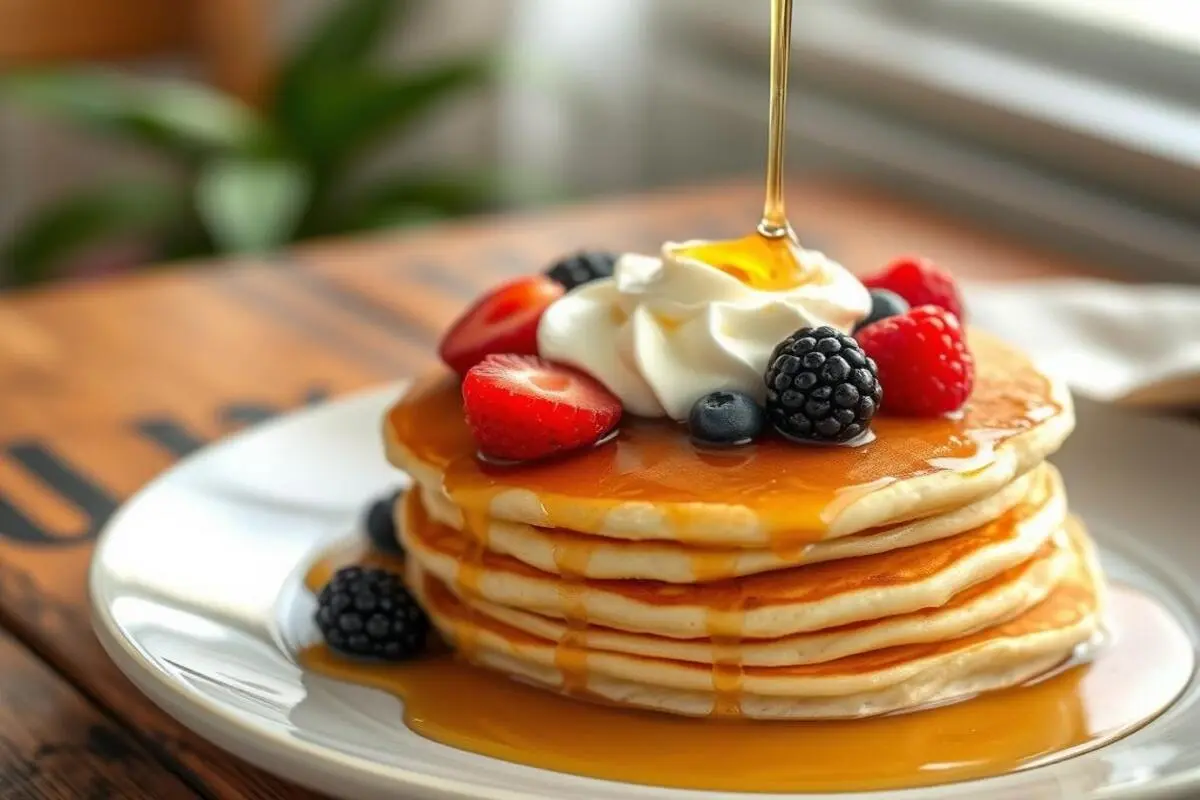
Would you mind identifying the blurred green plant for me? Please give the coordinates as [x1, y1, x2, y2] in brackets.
[0, 0, 499, 286]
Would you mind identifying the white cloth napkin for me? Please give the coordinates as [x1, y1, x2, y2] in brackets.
[966, 280, 1200, 410]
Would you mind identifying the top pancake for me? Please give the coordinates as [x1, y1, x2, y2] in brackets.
[386, 330, 1073, 546]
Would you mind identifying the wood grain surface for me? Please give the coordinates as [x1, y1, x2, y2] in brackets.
[0, 177, 1092, 798]
[0, 621, 199, 799]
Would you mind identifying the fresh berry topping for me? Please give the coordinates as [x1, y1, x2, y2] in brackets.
[862, 257, 966, 321]
[315, 567, 430, 661]
[688, 391, 765, 447]
[463, 354, 622, 461]
[364, 488, 405, 555]
[438, 276, 564, 375]
[855, 288, 910, 332]
[855, 306, 975, 416]
[765, 326, 881, 443]
[545, 251, 618, 291]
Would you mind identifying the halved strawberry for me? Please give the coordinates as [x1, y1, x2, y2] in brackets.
[463, 355, 622, 462]
[439, 276, 564, 375]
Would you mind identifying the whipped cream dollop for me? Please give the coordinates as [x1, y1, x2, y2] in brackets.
[538, 240, 871, 420]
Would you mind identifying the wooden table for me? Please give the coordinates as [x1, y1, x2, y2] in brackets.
[0, 178, 1091, 797]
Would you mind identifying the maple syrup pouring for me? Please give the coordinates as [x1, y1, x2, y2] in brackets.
[759, 0, 795, 239]
[675, 1, 819, 296]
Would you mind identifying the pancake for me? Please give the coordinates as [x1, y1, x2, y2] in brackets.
[410, 518, 1103, 719]
[401, 466, 1068, 639]
[386, 331, 1074, 546]
[440, 530, 1072, 667]
[415, 467, 1041, 582]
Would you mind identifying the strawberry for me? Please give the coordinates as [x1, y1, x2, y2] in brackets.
[862, 256, 966, 322]
[855, 306, 974, 416]
[439, 276, 564, 375]
[462, 355, 622, 461]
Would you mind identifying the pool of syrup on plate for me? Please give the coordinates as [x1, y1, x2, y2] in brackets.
[300, 540, 1193, 793]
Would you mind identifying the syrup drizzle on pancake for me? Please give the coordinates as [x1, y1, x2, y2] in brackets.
[551, 536, 592, 694]
[707, 606, 745, 717]
[689, 549, 744, 583]
[453, 507, 492, 661]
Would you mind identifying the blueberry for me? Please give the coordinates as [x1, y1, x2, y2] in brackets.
[855, 289, 909, 332]
[688, 391, 765, 447]
[365, 489, 405, 554]
[545, 251, 618, 291]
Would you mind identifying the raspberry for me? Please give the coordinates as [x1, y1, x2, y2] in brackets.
[545, 251, 618, 291]
[862, 257, 966, 322]
[463, 354, 622, 461]
[855, 306, 975, 416]
[315, 567, 430, 661]
[764, 327, 881, 443]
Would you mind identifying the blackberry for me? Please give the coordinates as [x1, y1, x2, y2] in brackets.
[688, 391, 764, 447]
[315, 567, 430, 661]
[764, 326, 882, 443]
[545, 251, 618, 291]
[855, 289, 909, 332]
[364, 488, 405, 554]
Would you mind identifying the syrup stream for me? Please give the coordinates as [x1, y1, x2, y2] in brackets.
[759, 0, 795, 239]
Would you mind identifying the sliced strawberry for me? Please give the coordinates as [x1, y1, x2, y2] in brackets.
[462, 355, 622, 462]
[439, 276, 564, 375]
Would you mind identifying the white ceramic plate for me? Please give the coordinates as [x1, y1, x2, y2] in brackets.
[91, 385, 1200, 800]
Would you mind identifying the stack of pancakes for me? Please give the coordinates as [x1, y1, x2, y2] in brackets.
[387, 332, 1105, 719]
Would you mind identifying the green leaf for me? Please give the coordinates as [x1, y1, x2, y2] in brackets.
[1, 71, 271, 161]
[276, 0, 411, 128]
[195, 158, 311, 253]
[0, 71, 127, 124]
[281, 57, 491, 171]
[3, 182, 184, 286]
[332, 171, 503, 233]
[133, 80, 273, 155]
[281, 0, 410, 87]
